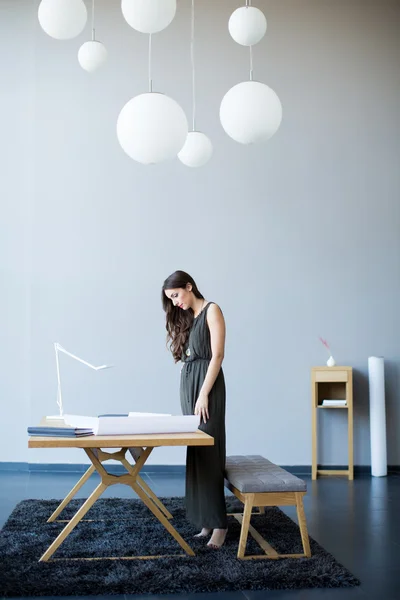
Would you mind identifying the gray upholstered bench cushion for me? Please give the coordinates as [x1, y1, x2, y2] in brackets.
[225, 455, 307, 493]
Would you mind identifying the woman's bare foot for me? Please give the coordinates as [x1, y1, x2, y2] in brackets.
[207, 528, 228, 549]
[194, 527, 212, 538]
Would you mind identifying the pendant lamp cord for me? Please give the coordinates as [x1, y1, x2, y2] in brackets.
[148, 33, 153, 92]
[190, 0, 196, 131]
[91, 0, 95, 41]
[246, 0, 253, 79]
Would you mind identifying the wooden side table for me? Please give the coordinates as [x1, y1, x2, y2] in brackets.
[311, 366, 354, 480]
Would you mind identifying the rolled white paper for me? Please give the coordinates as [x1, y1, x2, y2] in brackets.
[61, 414, 201, 436]
[368, 356, 387, 477]
[97, 415, 200, 436]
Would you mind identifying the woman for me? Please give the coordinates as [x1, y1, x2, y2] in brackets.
[162, 270, 227, 549]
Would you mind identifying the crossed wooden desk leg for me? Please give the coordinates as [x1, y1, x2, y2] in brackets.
[40, 446, 194, 562]
[47, 448, 172, 523]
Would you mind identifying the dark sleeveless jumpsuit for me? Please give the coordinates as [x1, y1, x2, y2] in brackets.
[180, 302, 227, 530]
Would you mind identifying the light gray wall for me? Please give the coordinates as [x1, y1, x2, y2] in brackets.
[1, 0, 399, 467]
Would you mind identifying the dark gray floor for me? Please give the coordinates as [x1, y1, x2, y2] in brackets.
[1, 470, 399, 600]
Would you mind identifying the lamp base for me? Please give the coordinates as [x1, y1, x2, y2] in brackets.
[45, 415, 65, 424]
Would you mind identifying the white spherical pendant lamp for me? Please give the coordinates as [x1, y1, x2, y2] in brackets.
[220, 80, 282, 144]
[78, 41, 108, 72]
[228, 6, 267, 46]
[178, 132, 213, 168]
[117, 92, 188, 164]
[38, 0, 87, 40]
[121, 0, 177, 34]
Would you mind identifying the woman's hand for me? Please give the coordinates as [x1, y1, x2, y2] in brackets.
[194, 393, 209, 424]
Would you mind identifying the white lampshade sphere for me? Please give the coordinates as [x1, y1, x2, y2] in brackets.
[38, 0, 87, 40]
[117, 92, 188, 164]
[121, 0, 177, 34]
[220, 81, 282, 144]
[78, 41, 108, 72]
[178, 132, 213, 168]
[228, 6, 267, 46]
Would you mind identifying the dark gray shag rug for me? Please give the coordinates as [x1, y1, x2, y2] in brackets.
[0, 496, 360, 597]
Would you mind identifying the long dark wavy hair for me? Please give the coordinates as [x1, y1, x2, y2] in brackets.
[161, 270, 204, 362]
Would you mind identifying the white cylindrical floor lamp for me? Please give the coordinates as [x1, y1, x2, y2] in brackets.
[368, 356, 387, 477]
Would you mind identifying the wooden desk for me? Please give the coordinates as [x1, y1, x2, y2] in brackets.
[28, 431, 213, 561]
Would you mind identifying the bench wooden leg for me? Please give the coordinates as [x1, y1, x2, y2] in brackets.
[295, 492, 311, 557]
[227, 485, 312, 560]
[237, 493, 254, 559]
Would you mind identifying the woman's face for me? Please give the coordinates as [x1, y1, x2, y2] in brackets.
[164, 285, 192, 311]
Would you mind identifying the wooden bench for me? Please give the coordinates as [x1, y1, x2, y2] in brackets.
[225, 455, 311, 560]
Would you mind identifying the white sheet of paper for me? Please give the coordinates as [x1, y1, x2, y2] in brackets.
[128, 412, 172, 417]
[63, 414, 98, 429]
[97, 415, 200, 436]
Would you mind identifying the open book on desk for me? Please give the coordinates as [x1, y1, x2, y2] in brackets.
[36, 413, 200, 436]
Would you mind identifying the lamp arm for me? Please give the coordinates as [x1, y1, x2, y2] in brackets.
[55, 343, 63, 417]
[54, 343, 106, 370]
[54, 343, 112, 418]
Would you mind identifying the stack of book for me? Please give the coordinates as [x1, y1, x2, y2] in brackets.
[27, 423, 94, 437]
[321, 399, 347, 407]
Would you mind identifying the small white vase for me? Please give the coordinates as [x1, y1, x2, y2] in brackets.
[327, 356, 336, 367]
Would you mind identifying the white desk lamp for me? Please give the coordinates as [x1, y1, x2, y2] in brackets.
[49, 342, 113, 420]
